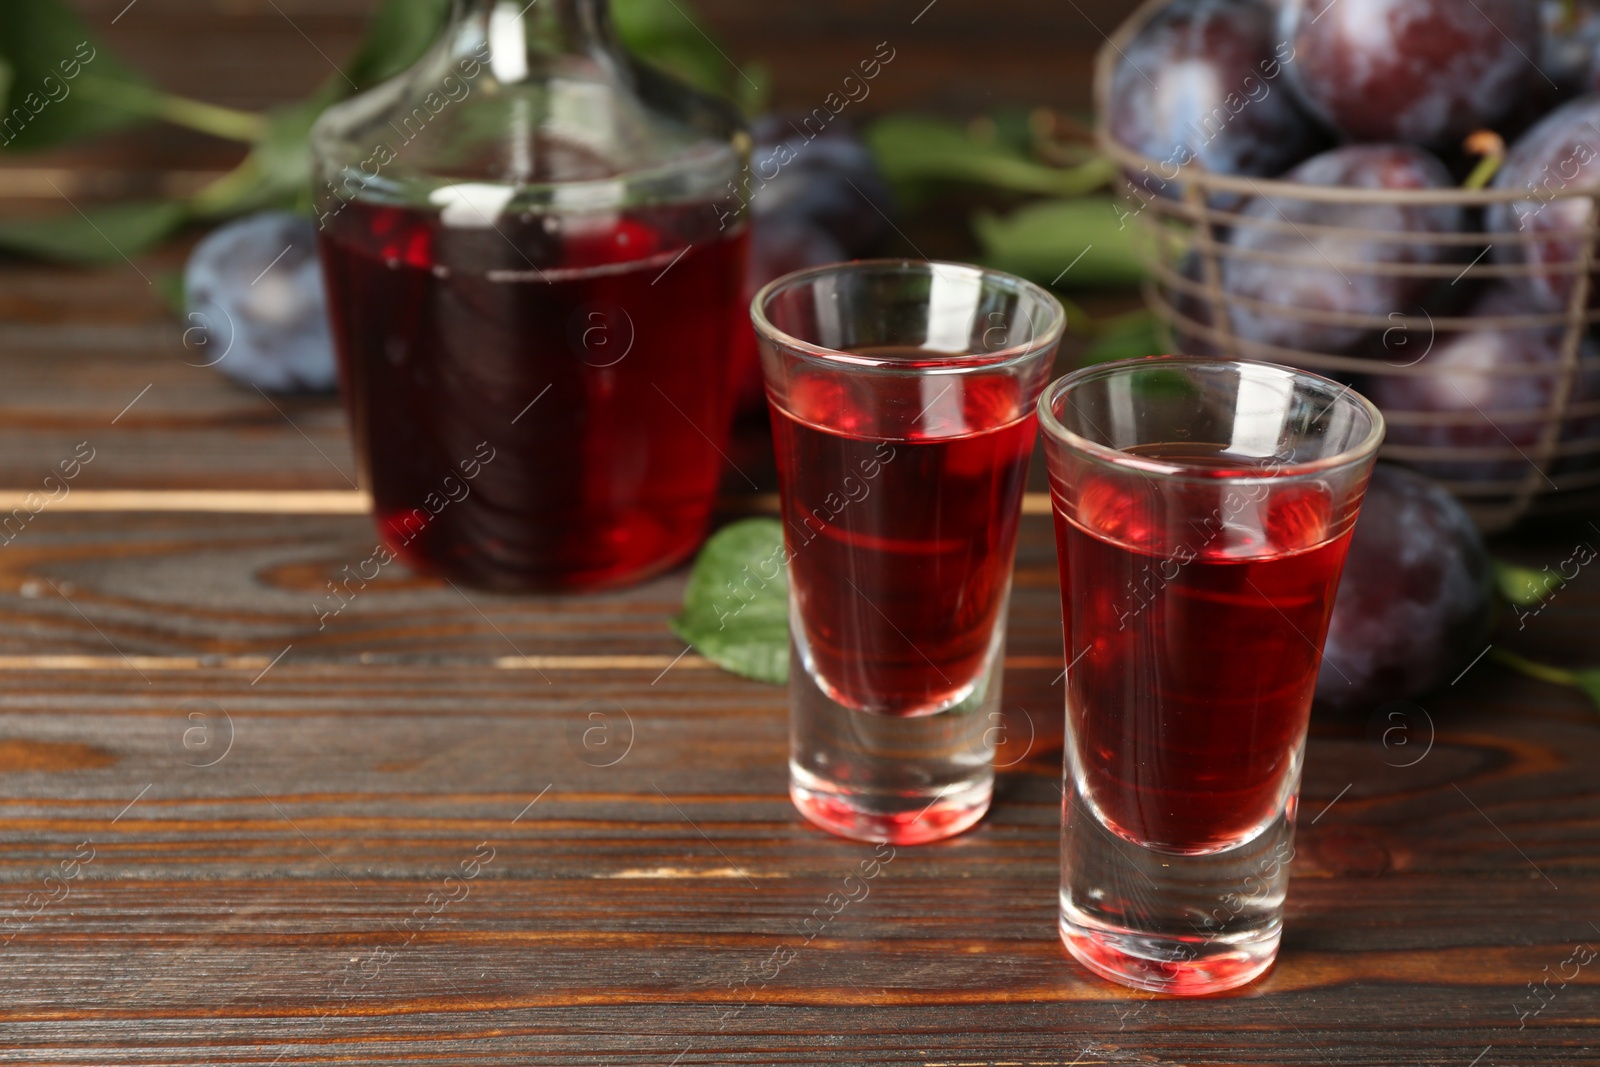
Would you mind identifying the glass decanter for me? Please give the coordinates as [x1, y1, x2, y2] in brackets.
[310, 0, 749, 592]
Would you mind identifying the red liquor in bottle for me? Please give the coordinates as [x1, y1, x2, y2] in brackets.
[320, 197, 747, 591]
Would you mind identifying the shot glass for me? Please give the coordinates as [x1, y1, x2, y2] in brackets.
[1039, 356, 1383, 994]
[753, 261, 1065, 844]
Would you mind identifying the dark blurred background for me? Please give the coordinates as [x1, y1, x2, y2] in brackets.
[14, 0, 1138, 188]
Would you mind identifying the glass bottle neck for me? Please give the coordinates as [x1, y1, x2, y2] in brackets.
[462, 0, 618, 66]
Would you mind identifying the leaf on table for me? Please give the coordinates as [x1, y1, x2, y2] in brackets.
[1083, 310, 1167, 366]
[343, 0, 455, 90]
[0, 0, 149, 152]
[670, 518, 789, 685]
[1493, 559, 1564, 608]
[0, 199, 187, 265]
[866, 115, 1115, 201]
[972, 197, 1145, 290]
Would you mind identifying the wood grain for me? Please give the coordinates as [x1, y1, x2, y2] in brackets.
[0, 507, 1595, 1064]
[1, 2, 1597, 1063]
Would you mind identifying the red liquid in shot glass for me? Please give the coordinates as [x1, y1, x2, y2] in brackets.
[1055, 447, 1354, 854]
[319, 197, 747, 591]
[771, 365, 1036, 716]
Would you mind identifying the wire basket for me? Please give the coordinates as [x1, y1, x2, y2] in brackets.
[1094, 0, 1600, 533]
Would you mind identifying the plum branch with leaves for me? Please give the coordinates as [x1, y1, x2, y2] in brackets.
[0, 0, 758, 265]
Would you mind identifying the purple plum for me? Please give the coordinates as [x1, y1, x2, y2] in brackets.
[1316, 464, 1495, 713]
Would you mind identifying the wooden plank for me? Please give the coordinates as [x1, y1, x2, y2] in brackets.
[0, 490, 1067, 514]
[0, 490, 370, 514]
[0, 648, 1594, 1063]
[2, 3, 1595, 1062]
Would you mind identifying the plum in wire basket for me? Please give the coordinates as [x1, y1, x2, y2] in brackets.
[1108, 0, 1323, 203]
[1221, 144, 1464, 356]
[1365, 283, 1600, 485]
[1487, 94, 1600, 313]
[1278, 0, 1539, 147]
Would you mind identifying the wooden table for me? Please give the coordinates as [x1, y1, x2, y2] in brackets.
[2, 2, 1598, 1062]
[1, 252, 1598, 1067]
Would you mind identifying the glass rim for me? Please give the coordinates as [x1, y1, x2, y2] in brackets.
[1036, 355, 1387, 481]
[749, 258, 1068, 373]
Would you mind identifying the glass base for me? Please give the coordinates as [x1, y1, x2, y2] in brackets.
[1058, 772, 1295, 995]
[790, 764, 991, 845]
[1059, 908, 1279, 995]
[787, 631, 999, 845]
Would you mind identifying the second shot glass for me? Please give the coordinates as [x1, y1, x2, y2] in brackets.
[752, 260, 1064, 844]
[1039, 356, 1384, 994]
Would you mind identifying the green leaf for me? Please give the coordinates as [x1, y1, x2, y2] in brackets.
[189, 99, 323, 219]
[1492, 649, 1600, 713]
[1575, 669, 1600, 713]
[75, 75, 266, 142]
[1493, 558, 1565, 608]
[972, 197, 1145, 290]
[614, 0, 768, 112]
[981, 107, 1043, 156]
[1083, 310, 1167, 366]
[669, 518, 789, 685]
[866, 115, 1115, 200]
[189, 0, 762, 223]
[344, 0, 454, 89]
[154, 269, 186, 318]
[0, 199, 187, 265]
[0, 1, 149, 151]
[337, 0, 763, 108]
[183, 0, 449, 222]
[1492, 647, 1579, 687]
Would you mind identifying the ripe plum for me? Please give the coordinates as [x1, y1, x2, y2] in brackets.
[185, 212, 337, 393]
[1222, 144, 1464, 355]
[1279, 0, 1539, 146]
[1315, 464, 1494, 713]
[1109, 0, 1321, 202]
[1366, 283, 1600, 484]
[1487, 94, 1600, 312]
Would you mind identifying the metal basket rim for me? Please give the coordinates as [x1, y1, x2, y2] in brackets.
[1091, 0, 1600, 209]
[1092, 0, 1600, 532]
